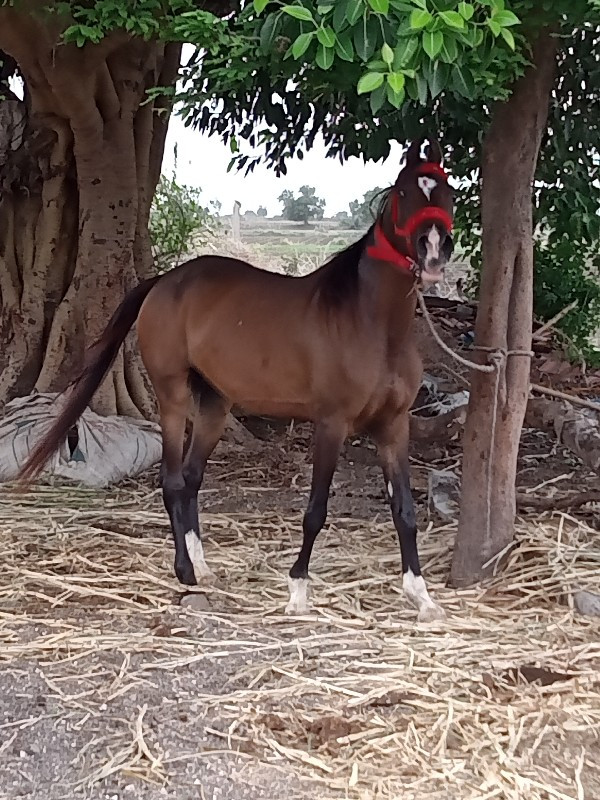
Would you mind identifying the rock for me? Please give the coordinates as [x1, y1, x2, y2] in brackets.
[428, 469, 461, 520]
[573, 590, 600, 617]
[180, 593, 211, 612]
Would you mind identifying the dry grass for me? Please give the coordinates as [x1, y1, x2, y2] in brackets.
[1, 483, 600, 798]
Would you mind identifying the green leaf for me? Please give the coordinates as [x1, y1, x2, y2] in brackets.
[291, 31, 314, 57]
[282, 5, 315, 22]
[422, 30, 443, 59]
[393, 36, 419, 68]
[317, 25, 336, 47]
[333, 0, 350, 30]
[335, 32, 355, 60]
[253, 0, 269, 12]
[259, 14, 279, 51]
[386, 82, 405, 108]
[381, 42, 394, 65]
[346, 0, 364, 25]
[316, 43, 335, 69]
[427, 59, 449, 97]
[492, 9, 520, 26]
[499, 26, 515, 49]
[416, 72, 428, 104]
[368, 0, 389, 13]
[354, 15, 378, 61]
[439, 10, 465, 29]
[409, 9, 432, 29]
[370, 83, 386, 113]
[458, 2, 474, 20]
[410, 0, 427, 8]
[451, 62, 475, 97]
[357, 71, 385, 94]
[387, 71, 405, 92]
[366, 59, 388, 70]
[487, 18, 501, 36]
[439, 33, 458, 63]
[318, 3, 335, 12]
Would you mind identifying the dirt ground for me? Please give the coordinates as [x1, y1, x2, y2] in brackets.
[1, 416, 600, 800]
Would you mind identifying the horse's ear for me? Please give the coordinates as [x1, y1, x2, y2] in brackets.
[404, 137, 424, 168]
[425, 138, 443, 164]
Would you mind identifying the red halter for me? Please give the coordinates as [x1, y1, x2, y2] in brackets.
[366, 163, 453, 272]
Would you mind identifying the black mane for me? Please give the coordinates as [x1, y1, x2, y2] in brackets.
[316, 226, 373, 306]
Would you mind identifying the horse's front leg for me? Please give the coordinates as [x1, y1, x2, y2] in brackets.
[286, 418, 347, 614]
[375, 415, 445, 622]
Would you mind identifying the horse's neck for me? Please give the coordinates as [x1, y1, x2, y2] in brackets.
[359, 254, 418, 340]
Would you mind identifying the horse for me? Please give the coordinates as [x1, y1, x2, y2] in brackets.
[19, 135, 454, 622]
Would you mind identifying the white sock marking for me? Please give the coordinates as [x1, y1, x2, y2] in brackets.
[285, 576, 310, 615]
[387, 481, 394, 499]
[185, 530, 215, 583]
[403, 568, 445, 622]
[418, 176, 437, 201]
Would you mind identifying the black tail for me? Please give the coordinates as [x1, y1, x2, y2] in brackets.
[19, 276, 160, 483]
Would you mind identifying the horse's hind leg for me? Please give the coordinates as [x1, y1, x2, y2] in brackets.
[180, 372, 231, 583]
[375, 414, 445, 622]
[156, 373, 197, 585]
[286, 418, 347, 614]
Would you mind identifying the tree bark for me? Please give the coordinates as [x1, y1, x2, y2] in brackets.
[450, 32, 558, 587]
[0, 11, 181, 417]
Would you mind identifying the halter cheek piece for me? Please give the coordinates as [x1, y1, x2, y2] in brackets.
[366, 162, 453, 273]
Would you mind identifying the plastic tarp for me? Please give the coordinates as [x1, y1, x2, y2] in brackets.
[0, 393, 162, 487]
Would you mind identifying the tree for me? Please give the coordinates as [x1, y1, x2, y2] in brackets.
[349, 187, 386, 229]
[278, 185, 325, 224]
[0, 1, 235, 417]
[257, 205, 268, 217]
[177, 0, 597, 584]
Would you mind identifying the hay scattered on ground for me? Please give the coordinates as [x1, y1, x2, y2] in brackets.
[1, 483, 599, 798]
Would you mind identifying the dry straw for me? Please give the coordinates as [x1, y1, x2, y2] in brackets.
[1, 482, 599, 798]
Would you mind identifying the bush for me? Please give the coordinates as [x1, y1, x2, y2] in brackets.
[150, 163, 219, 272]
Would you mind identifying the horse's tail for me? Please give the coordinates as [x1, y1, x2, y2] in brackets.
[18, 276, 161, 484]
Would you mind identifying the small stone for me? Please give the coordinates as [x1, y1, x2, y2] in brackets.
[180, 593, 211, 612]
[574, 590, 600, 617]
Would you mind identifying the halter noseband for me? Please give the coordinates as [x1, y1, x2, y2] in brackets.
[366, 162, 453, 273]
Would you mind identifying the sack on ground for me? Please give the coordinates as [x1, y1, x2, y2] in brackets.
[0, 393, 161, 487]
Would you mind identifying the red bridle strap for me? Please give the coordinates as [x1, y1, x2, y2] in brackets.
[392, 198, 453, 242]
[366, 222, 413, 272]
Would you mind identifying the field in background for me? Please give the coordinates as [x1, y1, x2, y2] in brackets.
[192, 215, 468, 296]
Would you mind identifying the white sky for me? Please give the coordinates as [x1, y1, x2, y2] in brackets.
[162, 112, 406, 218]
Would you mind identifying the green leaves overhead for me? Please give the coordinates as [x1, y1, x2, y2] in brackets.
[247, 0, 524, 113]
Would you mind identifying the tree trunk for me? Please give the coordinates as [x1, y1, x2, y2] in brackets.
[450, 32, 558, 587]
[0, 12, 181, 417]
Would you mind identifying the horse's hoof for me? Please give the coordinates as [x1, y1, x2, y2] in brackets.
[175, 564, 197, 586]
[285, 577, 310, 615]
[417, 603, 446, 623]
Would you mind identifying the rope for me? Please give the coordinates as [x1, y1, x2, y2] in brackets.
[416, 289, 533, 566]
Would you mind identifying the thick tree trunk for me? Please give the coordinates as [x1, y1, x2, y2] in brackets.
[450, 32, 558, 587]
[0, 12, 181, 417]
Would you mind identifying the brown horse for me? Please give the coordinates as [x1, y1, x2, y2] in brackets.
[20, 136, 454, 622]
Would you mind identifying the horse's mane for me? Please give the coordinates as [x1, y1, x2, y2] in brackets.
[317, 187, 391, 306]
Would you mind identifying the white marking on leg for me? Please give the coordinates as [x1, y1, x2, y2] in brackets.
[285, 576, 311, 615]
[185, 530, 216, 584]
[403, 568, 446, 622]
[417, 176, 437, 201]
[387, 481, 393, 499]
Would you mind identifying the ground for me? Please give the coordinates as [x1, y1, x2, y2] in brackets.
[2, 420, 600, 800]
[2, 218, 600, 799]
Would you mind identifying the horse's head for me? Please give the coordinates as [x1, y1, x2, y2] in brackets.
[372, 136, 454, 287]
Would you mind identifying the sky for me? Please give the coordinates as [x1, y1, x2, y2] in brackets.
[162, 111, 406, 218]
[10, 64, 407, 218]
